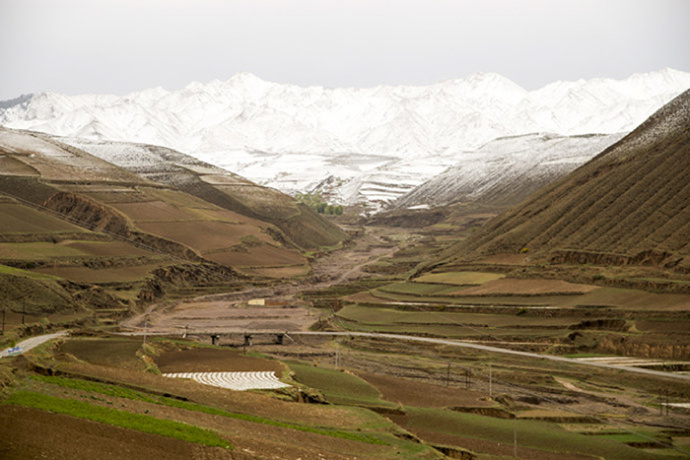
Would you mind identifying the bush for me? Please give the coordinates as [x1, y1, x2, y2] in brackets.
[296, 193, 342, 215]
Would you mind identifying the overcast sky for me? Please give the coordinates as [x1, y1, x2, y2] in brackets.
[1, 0, 689, 100]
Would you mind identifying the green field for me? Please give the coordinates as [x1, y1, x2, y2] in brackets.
[0, 263, 60, 280]
[4, 391, 232, 448]
[414, 271, 505, 285]
[401, 407, 666, 460]
[378, 282, 459, 296]
[60, 338, 147, 369]
[289, 362, 394, 407]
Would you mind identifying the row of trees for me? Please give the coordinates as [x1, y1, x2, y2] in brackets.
[296, 193, 343, 215]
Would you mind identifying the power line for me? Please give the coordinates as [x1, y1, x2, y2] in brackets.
[315, 325, 690, 455]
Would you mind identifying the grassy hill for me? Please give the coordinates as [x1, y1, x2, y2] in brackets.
[435, 89, 690, 273]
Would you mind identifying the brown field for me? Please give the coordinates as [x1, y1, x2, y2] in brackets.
[63, 240, 155, 257]
[156, 348, 284, 373]
[241, 266, 310, 278]
[111, 200, 203, 222]
[136, 221, 273, 252]
[0, 406, 213, 460]
[205, 245, 306, 268]
[139, 299, 315, 334]
[34, 264, 164, 283]
[448, 278, 599, 296]
[187, 207, 266, 225]
[81, 189, 150, 204]
[0, 241, 89, 259]
[0, 203, 88, 234]
[391, 425, 598, 460]
[355, 371, 495, 408]
[60, 338, 145, 369]
[0, 240, 154, 260]
[415, 271, 504, 286]
[0, 155, 39, 176]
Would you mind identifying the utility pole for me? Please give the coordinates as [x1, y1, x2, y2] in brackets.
[514, 409, 518, 458]
[489, 363, 493, 398]
[446, 363, 451, 388]
[666, 389, 670, 416]
[143, 318, 148, 345]
[335, 340, 340, 369]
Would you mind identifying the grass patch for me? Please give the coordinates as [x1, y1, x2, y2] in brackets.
[378, 282, 458, 296]
[563, 353, 610, 359]
[60, 338, 145, 369]
[415, 271, 504, 286]
[4, 391, 231, 448]
[289, 362, 394, 408]
[403, 407, 665, 460]
[32, 375, 159, 402]
[0, 264, 60, 280]
[31, 374, 385, 445]
[0, 203, 89, 234]
[0, 242, 88, 259]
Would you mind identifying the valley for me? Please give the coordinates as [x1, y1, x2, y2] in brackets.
[1, 82, 689, 459]
[2, 212, 689, 459]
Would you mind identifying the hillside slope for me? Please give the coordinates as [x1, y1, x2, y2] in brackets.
[0, 127, 317, 309]
[438, 89, 690, 272]
[392, 132, 624, 210]
[57, 137, 347, 249]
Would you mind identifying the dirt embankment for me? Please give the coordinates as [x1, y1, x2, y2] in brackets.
[594, 336, 690, 360]
[368, 209, 448, 228]
[42, 192, 205, 262]
[43, 192, 132, 236]
[138, 263, 242, 301]
[550, 250, 689, 275]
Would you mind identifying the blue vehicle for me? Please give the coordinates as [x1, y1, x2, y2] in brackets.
[7, 346, 22, 356]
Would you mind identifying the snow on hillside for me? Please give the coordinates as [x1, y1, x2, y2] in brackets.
[1, 69, 689, 210]
[393, 132, 626, 209]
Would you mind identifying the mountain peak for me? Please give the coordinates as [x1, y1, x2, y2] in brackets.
[1, 69, 689, 209]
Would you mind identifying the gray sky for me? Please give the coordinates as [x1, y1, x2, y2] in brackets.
[1, 0, 689, 100]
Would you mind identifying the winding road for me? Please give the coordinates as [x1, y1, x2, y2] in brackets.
[0, 331, 69, 359]
[290, 331, 690, 382]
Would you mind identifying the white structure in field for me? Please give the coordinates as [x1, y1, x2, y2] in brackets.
[164, 371, 290, 391]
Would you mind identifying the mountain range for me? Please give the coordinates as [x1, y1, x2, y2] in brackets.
[2, 69, 690, 210]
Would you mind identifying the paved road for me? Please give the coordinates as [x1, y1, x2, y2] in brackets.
[288, 331, 690, 382]
[0, 331, 69, 358]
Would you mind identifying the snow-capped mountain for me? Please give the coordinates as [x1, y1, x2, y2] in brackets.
[392, 132, 626, 210]
[1, 69, 689, 210]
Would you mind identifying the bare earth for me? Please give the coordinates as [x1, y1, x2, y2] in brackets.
[122, 229, 397, 335]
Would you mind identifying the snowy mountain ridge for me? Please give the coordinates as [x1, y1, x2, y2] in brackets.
[1, 68, 689, 209]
